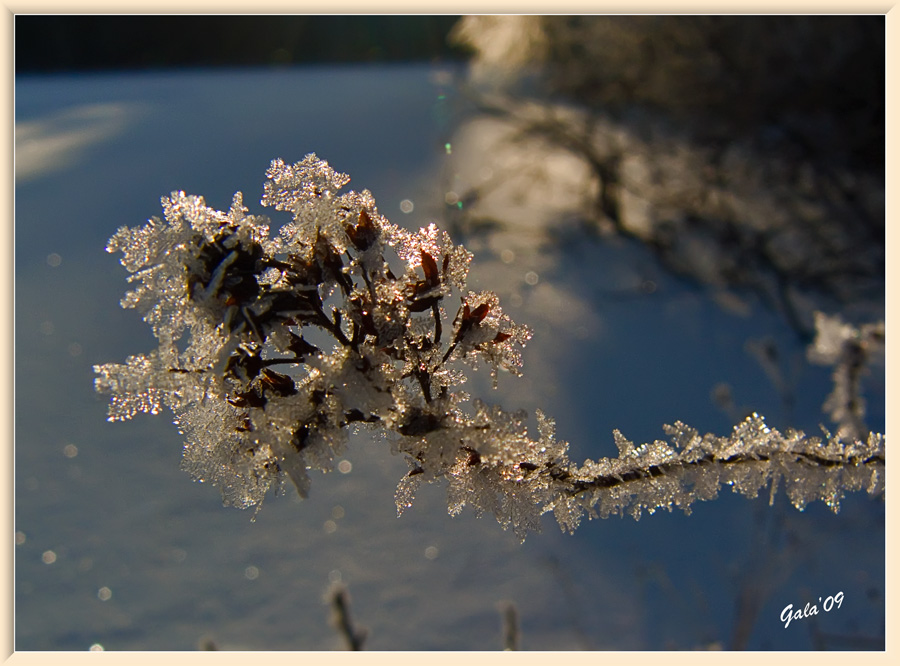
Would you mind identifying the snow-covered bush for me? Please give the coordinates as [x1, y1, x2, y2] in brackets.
[94, 155, 885, 540]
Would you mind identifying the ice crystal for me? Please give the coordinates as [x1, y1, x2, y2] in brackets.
[96, 155, 885, 538]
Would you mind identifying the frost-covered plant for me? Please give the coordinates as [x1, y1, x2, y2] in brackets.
[95, 155, 885, 540]
[807, 311, 885, 442]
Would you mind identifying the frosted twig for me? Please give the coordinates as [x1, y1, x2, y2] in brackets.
[499, 601, 519, 651]
[807, 311, 884, 441]
[329, 585, 367, 651]
[95, 155, 885, 540]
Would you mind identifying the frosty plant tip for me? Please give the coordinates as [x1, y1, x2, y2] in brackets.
[95, 155, 885, 540]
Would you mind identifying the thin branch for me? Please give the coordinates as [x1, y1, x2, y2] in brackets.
[499, 601, 519, 651]
[330, 585, 367, 651]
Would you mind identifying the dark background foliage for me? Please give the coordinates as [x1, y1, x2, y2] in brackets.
[531, 15, 884, 169]
[15, 15, 469, 72]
